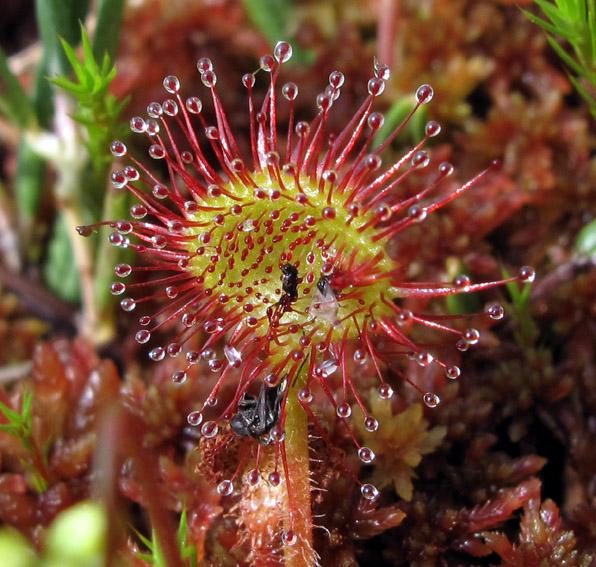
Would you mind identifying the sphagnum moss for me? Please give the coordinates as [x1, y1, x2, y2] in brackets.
[79, 41, 534, 561]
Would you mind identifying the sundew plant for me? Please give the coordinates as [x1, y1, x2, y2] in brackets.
[78, 41, 534, 563]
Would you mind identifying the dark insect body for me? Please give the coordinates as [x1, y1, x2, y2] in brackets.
[281, 263, 299, 302]
[230, 379, 286, 441]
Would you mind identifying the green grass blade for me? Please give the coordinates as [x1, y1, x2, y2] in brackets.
[35, 0, 91, 76]
[93, 0, 125, 62]
[523, 10, 575, 40]
[546, 35, 586, 76]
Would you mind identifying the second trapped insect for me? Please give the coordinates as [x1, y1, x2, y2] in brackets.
[231, 378, 286, 441]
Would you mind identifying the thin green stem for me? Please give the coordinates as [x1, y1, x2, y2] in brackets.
[283, 371, 315, 567]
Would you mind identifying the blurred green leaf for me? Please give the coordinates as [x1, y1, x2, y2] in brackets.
[35, 0, 91, 76]
[0, 529, 37, 567]
[575, 218, 596, 257]
[93, 0, 125, 62]
[373, 95, 428, 149]
[240, 0, 314, 65]
[0, 48, 37, 129]
[444, 259, 483, 315]
[14, 141, 47, 243]
[44, 214, 81, 303]
[503, 267, 537, 347]
[46, 501, 107, 565]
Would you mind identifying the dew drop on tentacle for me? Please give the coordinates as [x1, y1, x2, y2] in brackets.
[368, 112, 384, 132]
[439, 161, 454, 176]
[408, 204, 427, 223]
[147, 102, 162, 118]
[358, 446, 376, 464]
[115, 263, 132, 277]
[146, 119, 160, 136]
[396, 310, 413, 326]
[378, 384, 394, 399]
[297, 388, 313, 403]
[217, 479, 234, 496]
[201, 70, 217, 88]
[111, 171, 127, 189]
[274, 40, 293, 63]
[416, 84, 434, 104]
[336, 402, 352, 419]
[172, 370, 187, 384]
[187, 411, 203, 427]
[423, 392, 440, 408]
[361, 483, 379, 500]
[186, 351, 200, 365]
[120, 298, 136, 312]
[122, 165, 140, 181]
[130, 205, 147, 219]
[76, 225, 94, 237]
[246, 469, 260, 486]
[130, 116, 146, 133]
[268, 470, 281, 487]
[149, 144, 166, 159]
[197, 57, 213, 74]
[454, 274, 471, 290]
[201, 421, 218, 438]
[242, 73, 255, 89]
[416, 352, 434, 367]
[110, 141, 127, 156]
[135, 330, 151, 344]
[425, 120, 441, 137]
[364, 416, 379, 432]
[110, 282, 126, 295]
[518, 265, 536, 283]
[463, 328, 480, 345]
[412, 150, 430, 169]
[208, 359, 223, 373]
[374, 59, 391, 80]
[149, 346, 165, 361]
[270, 425, 285, 443]
[260, 54, 275, 72]
[153, 184, 168, 199]
[163, 75, 180, 93]
[282, 529, 297, 546]
[162, 99, 179, 117]
[487, 304, 505, 320]
[282, 82, 298, 101]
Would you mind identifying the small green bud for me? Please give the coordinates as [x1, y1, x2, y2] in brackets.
[45, 500, 106, 567]
[0, 528, 37, 567]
